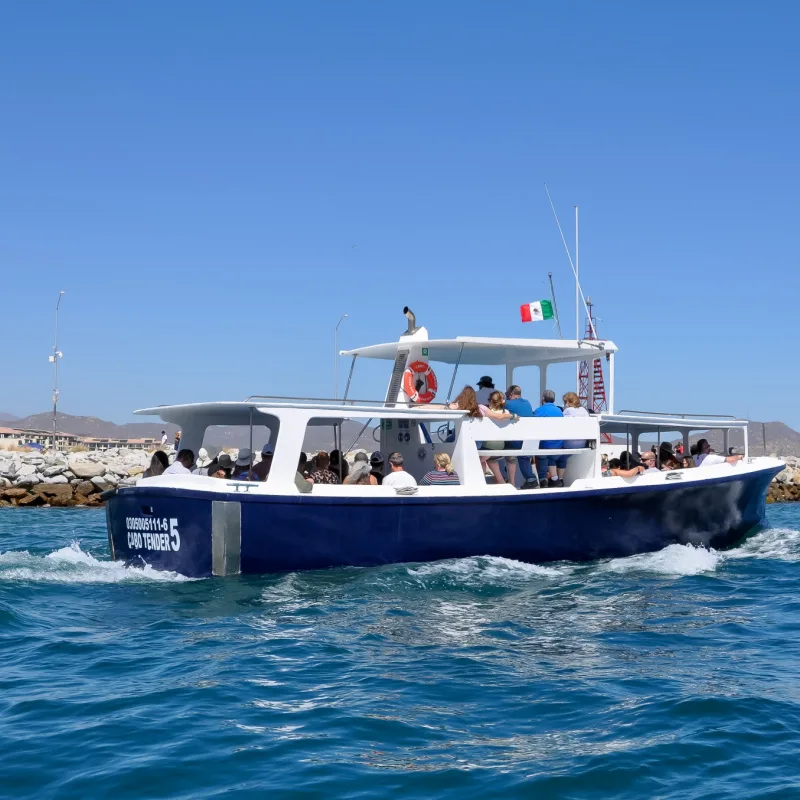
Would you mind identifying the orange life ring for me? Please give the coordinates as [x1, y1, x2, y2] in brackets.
[403, 360, 438, 403]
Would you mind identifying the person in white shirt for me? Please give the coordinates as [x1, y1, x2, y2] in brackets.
[164, 449, 194, 475]
[381, 452, 418, 488]
[640, 451, 660, 473]
[694, 438, 743, 467]
[160, 430, 168, 447]
[475, 376, 495, 406]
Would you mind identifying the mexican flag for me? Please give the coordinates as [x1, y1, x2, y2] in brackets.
[520, 300, 554, 323]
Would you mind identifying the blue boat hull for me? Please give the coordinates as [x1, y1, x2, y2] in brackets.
[106, 467, 780, 577]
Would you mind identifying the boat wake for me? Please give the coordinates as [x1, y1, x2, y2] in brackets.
[0, 541, 191, 584]
[406, 555, 564, 586]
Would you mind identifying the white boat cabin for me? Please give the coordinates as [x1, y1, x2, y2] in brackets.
[134, 312, 753, 494]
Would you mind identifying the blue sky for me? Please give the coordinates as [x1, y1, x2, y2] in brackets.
[2, 2, 798, 426]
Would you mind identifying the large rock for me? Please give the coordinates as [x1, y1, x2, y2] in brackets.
[128, 465, 145, 477]
[34, 484, 73, 500]
[0, 459, 15, 479]
[14, 470, 41, 487]
[17, 493, 43, 506]
[68, 458, 106, 479]
[2, 488, 29, 499]
[43, 474, 69, 485]
[75, 480, 95, 496]
[42, 464, 67, 477]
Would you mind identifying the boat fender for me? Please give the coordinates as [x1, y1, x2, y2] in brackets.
[402, 360, 438, 403]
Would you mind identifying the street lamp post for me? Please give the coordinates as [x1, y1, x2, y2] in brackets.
[334, 313, 348, 399]
[49, 291, 65, 450]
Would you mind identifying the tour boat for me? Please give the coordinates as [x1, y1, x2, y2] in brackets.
[105, 310, 783, 577]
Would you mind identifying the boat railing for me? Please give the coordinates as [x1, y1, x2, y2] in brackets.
[244, 394, 455, 411]
[615, 409, 740, 421]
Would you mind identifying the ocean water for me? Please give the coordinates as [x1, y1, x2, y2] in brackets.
[2, 508, 800, 799]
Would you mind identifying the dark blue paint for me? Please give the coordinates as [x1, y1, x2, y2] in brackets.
[106, 467, 781, 577]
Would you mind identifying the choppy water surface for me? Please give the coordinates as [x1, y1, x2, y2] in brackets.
[2, 507, 800, 799]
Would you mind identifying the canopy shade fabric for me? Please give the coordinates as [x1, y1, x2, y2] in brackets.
[341, 336, 617, 367]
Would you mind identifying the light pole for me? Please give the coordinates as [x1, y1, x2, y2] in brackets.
[334, 313, 348, 399]
[49, 291, 65, 450]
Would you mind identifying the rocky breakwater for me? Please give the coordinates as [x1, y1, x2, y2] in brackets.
[767, 456, 800, 503]
[0, 449, 149, 507]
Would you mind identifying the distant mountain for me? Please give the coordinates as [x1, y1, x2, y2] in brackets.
[0, 412, 21, 423]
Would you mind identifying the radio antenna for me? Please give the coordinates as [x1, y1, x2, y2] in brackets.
[543, 184, 597, 340]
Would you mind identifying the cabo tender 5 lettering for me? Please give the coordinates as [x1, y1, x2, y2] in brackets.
[125, 517, 181, 552]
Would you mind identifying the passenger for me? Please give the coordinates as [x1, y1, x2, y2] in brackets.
[345, 453, 378, 485]
[640, 451, 660, 473]
[561, 392, 589, 447]
[253, 444, 274, 482]
[231, 448, 254, 480]
[605, 457, 645, 478]
[209, 463, 228, 479]
[164, 449, 195, 475]
[662, 456, 681, 471]
[329, 449, 349, 482]
[480, 390, 518, 485]
[370, 451, 385, 484]
[694, 438, 743, 466]
[475, 376, 495, 406]
[420, 452, 460, 486]
[682, 455, 694, 469]
[174, 430, 182, 452]
[298, 452, 312, 479]
[676, 442, 685, 457]
[296, 455, 313, 493]
[446, 386, 483, 418]
[533, 389, 565, 488]
[658, 441, 678, 468]
[344, 461, 375, 485]
[143, 450, 170, 478]
[311, 451, 340, 484]
[193, 448, 212, 475]
[382, 452, 418, 488]
[503, 385, 537, 489]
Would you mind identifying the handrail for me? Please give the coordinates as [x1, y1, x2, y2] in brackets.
[245, 394, 413, 407]
[615, 409, 739, 421]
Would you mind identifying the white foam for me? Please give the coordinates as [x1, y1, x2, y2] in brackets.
[598, 543, 721, 576]
[0, 541, 191, 583]
[723, 527, 800, 562]
[407, 554, 564, 583]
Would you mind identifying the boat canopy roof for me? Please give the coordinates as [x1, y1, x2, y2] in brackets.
[135, 400, 466, 424]
[341, 336, 617, 366]
[600, 412, 748, 432]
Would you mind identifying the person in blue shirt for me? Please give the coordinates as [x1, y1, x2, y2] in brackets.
[533, 389, 566, 487]
[504, 385, 538, 489]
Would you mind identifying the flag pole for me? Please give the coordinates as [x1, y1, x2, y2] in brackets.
[575, 205, 579, 392]
[548, 272, 563, 339]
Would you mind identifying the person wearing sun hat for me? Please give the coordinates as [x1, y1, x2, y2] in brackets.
[192, 447, 212, 475]
[231, 447, 254, 480]
[476, 376, 495, 406]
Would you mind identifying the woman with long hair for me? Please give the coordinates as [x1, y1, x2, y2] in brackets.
[446, 385, 483, 418]
[143, 450, 169, 479]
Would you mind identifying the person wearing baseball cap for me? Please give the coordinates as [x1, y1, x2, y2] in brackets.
[369, 451, 385, 485]
[253, 444, 274, 482]
[476, 376, 495, 406]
